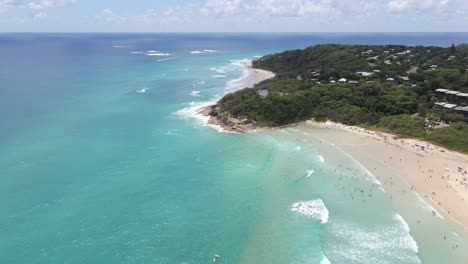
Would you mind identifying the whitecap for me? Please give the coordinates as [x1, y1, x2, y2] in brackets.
[327, 218, 421, 264]
[146, 53, 172, 56]
[204, 49, 221, 53]
[190, 91, 201, 97]
[147, 50, 158, 53]
[318, 155, 325, 163]
[172, 58, 255, 133]
[393, 214, 419, 252]
[113, 45, 129, 48]
[165, 130, 179, 136]
[191, 51, 203, 54]
[157, 57, 177, 62]
[172, 101, 235, 133]
[321, 254, 331, 264]
[306, 169, 315, 178]
[130, 51, 144, 54]
[211, 75, 227, 79]
[136, 88, 148, 94]
[291, 199, 329, 224]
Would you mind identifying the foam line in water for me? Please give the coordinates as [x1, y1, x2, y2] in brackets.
[303, 135, 384, 189]
[393, 214, 419, 253]
[318, 155, 325, 163]
[146, 53, 172, 56]
[211, 75, 227, 78]
[157, 57, 177, 62]
[190, 91, 201, 97]
[327, 218, 421, 263]
[321, 254, 331, 264]
[306, 169, 315, 178]
[336, 146, 384, 188]
[172, 58, 255, 133]
[291, 199, 329, 224]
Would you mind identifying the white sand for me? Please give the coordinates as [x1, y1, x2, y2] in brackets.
[305, 120, 468, 228]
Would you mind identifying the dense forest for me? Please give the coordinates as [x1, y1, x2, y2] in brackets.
[210, 44, 468, 153]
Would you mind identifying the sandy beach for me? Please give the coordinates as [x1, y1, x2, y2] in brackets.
[304, 120, 468, 229]
[196, 59, 468, 229]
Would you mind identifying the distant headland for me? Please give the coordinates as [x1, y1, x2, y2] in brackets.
[206, 44, 468, 153]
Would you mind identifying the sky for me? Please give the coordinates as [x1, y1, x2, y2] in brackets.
[0, 0, 467, 32]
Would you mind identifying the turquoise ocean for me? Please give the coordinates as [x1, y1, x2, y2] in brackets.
[1, 33, 468, 264]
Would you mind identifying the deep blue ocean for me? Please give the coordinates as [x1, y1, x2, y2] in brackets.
[1, 33, 468, 264]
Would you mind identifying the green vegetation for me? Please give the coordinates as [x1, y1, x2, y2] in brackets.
[211, 44, 468, 153]
[426, 123, 468, 153]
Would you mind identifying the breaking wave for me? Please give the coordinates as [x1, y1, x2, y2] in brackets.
[326, 215, 421, 264]
[291, 199, 329, 224]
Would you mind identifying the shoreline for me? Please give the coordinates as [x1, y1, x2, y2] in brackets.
[194, 59, 468, 228]
[196, 61, 276, 133]
[304, 120, 468, 229]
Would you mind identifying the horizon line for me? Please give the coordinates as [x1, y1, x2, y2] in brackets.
[1, 31, 468, 34]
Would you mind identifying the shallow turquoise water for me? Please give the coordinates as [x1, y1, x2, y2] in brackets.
[1, 33, 468, 264]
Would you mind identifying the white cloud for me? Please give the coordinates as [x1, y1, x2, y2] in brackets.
[28, 2, 43, 10]
[95, 8, 127, 24]
[0, 0, 76, 17]
[33, 10, 47, 19]
[89, 0, 467, 31]
[387, 0, 451, 13]
[119, 0, 378, 25]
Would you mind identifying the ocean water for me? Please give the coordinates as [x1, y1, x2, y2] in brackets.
[1, 33, 468, 264]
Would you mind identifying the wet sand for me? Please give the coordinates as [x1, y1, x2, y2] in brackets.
[304, 121, 468, 229]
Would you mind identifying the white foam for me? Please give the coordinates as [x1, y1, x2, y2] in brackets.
[190, 91, 201, 97]
[291, 199, 329, 224]
[306, 169, 315, 178]
[196, 81, 206, 85]
[318, 155, 325, 163]
[147, 50, 158, 53]
[337, 148, 384, 188]
[191, 50, 221, 54]
[157, 57, 176, 62]
[211, 75, 227, 79]
[321, 255, 331, 264]
[146, 53, 172, 56]
[162, 130, 179, 136]
[172, 58, 254, 133]
[172, 101, 234, 133]
[393, 214, 419, 252]
[296, 146, 301, 150]
[136, 88, 148, 94]
[327, 219, 421, 264]
[113, 45, 129, 48]
[130, 51, 144, 54]
[427, 198, 445, 220]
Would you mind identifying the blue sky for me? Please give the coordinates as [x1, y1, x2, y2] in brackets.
[1, 0, 467, 32]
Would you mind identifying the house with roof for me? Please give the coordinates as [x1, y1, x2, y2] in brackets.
[455, 106, 468, 116]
